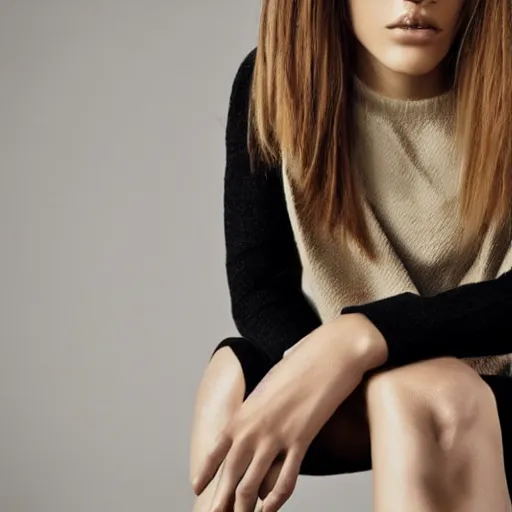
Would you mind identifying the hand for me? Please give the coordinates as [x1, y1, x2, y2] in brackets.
[193, 313, 388, 512]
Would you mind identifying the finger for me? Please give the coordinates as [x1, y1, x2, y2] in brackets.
[258, 457, 284, 500]
[261, 447, 304, 512]
[207, 462, 235, 512]
[193, 430, 232, 496]
[234, 444, 277, 512]
[210, 440, 254, 512]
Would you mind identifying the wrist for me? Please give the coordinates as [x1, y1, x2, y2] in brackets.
[344, 313, 389, 371]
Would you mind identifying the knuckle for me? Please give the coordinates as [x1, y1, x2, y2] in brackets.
[230, 413, 255, 439]
[235, 428, 255, 446]
[263, 432, 283, 449]
[292, 432, 310, 447]
[236, 481, 257, 499]
[231, 438, 255, 462]
[272, 486, 293, 504]
[276, 478, 296, 499]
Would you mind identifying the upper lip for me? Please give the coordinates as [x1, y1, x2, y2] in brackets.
[386, 13, 440, 30]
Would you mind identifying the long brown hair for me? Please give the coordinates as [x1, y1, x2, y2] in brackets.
[249, 0, 512, 260]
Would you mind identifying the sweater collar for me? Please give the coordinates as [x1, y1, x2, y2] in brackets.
[353, 75, 455, 121]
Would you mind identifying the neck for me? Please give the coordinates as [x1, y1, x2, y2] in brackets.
[355, 43, 449, 100]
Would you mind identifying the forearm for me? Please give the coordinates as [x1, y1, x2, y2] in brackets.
[341, 269, 512, 367]
[326, 313, 390, 375]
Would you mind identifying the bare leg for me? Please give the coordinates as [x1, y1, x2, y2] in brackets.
[190, 347, 246, 512]
[191, 346, 511, 511]
[365, 357, 512, 512]
[189, 345, 372, 511]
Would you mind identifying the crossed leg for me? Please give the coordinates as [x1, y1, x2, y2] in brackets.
[191, 345, 511, 511]
[364, 357, 511, 512]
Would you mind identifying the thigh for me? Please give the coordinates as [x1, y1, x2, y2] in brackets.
[480, 374, 512, 498]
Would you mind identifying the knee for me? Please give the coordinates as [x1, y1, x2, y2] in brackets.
[365, 357, 497, 440]
[189, 346, 246, 487]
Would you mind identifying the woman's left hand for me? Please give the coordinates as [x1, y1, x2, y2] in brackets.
[192, 313, 388, 512]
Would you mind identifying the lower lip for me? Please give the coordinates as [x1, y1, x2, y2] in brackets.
[389, 27, 441, 45]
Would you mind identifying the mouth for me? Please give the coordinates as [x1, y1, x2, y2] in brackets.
[386, 13, 441, 32]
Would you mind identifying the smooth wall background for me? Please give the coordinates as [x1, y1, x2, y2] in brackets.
[0, 2, 372, 510]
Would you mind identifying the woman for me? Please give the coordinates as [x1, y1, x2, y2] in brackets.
[191, 1, 512, 511]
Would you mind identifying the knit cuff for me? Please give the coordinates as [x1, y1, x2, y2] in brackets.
[340, 292, 436, 367]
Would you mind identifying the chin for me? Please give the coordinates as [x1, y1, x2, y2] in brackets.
[381, 49, 447, 77]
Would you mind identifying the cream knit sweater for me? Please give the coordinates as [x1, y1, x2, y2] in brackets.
[282, 77, 512, 375]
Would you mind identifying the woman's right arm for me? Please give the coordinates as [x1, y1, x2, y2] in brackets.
[217, 48, 321, 372]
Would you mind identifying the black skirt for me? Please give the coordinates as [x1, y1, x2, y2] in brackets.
[213, 337, 512, 497]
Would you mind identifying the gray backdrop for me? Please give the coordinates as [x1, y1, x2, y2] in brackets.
[0, 1, 372, 510]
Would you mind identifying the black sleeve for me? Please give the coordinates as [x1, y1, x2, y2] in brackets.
[214, 48, 321, 368]
[340, 267, 512, 368]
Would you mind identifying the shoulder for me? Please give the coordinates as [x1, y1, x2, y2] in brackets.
[225, 48, 258, 150]
[231, 47, 257, 90]
[224, 47, 283, 179]
[228, 47, 257, 109]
